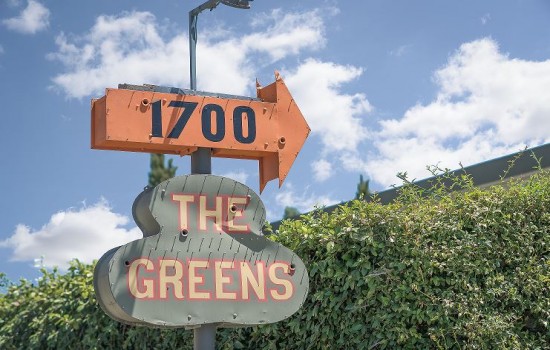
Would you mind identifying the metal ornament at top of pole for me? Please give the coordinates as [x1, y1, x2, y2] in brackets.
[188, 0, 252, 90]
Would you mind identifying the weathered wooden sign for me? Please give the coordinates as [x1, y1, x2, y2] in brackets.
[91, 73, 310, 191]
[94, 174, 309, 328]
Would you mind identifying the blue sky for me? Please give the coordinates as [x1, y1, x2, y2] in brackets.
[1, 0, 549, 281]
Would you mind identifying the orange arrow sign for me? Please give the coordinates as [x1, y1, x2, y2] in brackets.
[91, 73, 310, 192]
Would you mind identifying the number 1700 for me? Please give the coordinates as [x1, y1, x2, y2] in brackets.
[151, 100, 256, 144]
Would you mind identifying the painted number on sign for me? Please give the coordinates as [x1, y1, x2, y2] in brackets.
[151, 101, 256, 144]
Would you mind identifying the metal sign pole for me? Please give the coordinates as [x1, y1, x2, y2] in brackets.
[188, 2, 253, 348]
[189, 2, 213, 177]
[193, 324, 217, 350]
[189, 3, 215, 350]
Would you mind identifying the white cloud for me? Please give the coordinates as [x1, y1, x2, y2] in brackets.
[2, 0, 50, 34]
[48, 9, 326, 99]
[311, 158, 332, 182]
[0, 199, 141, 269]
[358, 38, 550, 187]
[285, 59, 372, 152]
[481, 13, 491, 25]
[6, 0, 22, 7]
[389, 44, 412, 57]
[219, 170, 250, 185]
[244, 9, 326, 61]
[274, 183, 338, 214]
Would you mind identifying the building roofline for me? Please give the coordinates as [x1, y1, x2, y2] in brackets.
[269, 143, 550, 232]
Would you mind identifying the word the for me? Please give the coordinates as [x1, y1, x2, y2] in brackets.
[172, 194, 249, 233]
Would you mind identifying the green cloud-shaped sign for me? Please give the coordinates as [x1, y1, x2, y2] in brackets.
[94, 174, 309, 328]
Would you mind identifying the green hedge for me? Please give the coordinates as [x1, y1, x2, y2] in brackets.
[1, 170, 548, 349]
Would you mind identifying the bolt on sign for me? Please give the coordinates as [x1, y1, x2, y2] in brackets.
[91, 72, 310, 192]
[94, 175, 309, 327]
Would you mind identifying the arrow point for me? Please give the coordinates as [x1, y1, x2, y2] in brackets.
[259, 153, 279, 193]
[272, 77, 310, 189]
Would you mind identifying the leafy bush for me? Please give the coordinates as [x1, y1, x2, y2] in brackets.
[0, 262, 194, 349]
[254, 169, 549, 349]
[1, 170, 548, 349]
